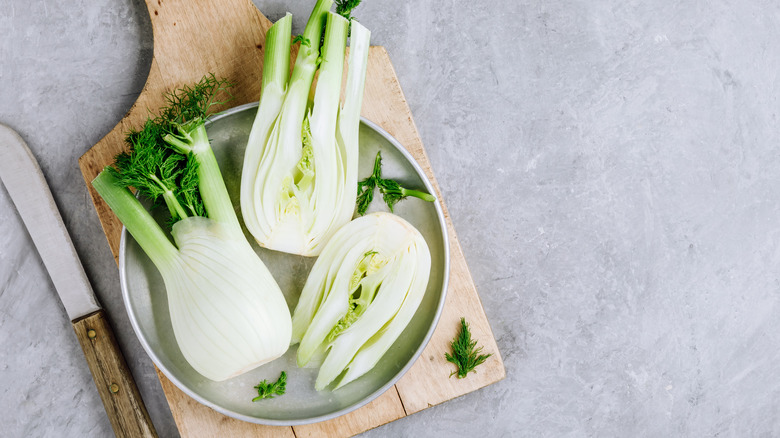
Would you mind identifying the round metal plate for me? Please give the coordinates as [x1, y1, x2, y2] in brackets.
[118, 102, 449, 425]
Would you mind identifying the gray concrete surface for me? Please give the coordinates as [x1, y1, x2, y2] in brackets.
[2, 0, 780, 436]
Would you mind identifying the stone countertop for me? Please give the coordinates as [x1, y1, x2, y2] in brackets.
[2, 0, 780, 436]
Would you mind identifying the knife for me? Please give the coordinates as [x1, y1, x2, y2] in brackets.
[0, 124, 157, 438]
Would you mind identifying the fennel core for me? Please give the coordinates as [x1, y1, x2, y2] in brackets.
[356, 151, 436, 216]
[324, 250, 385, 344]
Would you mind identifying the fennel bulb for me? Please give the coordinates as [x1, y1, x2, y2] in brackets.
[240, 0, 371, 256]
[291, 212, 431, 390]
[92, 76, 291, 382]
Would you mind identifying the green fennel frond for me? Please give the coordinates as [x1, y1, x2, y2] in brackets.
[355, 151, 435, 215]
[159, 73, 233, 128]
[377, 178, 436, 213]
[178, 152, 206, 218]
[445, 318, 492, 379]
[355, 151, 382, 215]
[292, 34, 311, 47]
[252, 371, 287, 401]
[109, 74, 232, 225]
[335, 0, 362, 20]
[111, 120, 188, 217]
[355, 181, 375, 216]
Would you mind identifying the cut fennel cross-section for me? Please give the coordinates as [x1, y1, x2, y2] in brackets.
[240, 0, 371, 256]
[291, 212, 431, 390]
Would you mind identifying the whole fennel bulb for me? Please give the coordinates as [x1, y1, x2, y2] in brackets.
[93, 76, 291, 381]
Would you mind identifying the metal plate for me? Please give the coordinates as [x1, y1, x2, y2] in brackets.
[119, 103, 450, 425]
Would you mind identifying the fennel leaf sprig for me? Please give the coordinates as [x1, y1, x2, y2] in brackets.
[356, 151, 436, 215]
[292, 34, 311, 47]
[159, 73, 233, 128]
[335, 0, 361, 20]
[445, 318, 492, 379]
[109, 74, 232, 224]
[112, 120, 204, 222]
[252, 371, 287, 401]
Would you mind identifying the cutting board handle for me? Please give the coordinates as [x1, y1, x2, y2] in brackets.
[140, 0, 272, 95]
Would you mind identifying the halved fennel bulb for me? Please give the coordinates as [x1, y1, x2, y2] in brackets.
[240, 1, 371, 256]
[291, 212, 431, 390]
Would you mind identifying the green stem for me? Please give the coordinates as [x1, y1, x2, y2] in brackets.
[332, 21, 368, 225]
[371, 151, 382, 178]
[163, 133, 193, 155]
[241, 15, 293, 240]
[302, 0, 333, 53]
[337, 20, 370, 143]
[149, 174, 189, 220]
[400, 188, 436, 202]
[288, 0, 332, 87]
[261, 14, 292, 97]
[310, 12, 348, 136]
[189, 123, 241, 230]
[270, 0, 331, 174]
[92, 170, 178, 268]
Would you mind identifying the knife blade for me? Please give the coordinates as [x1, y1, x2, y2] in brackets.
[0, 123, 157, 438]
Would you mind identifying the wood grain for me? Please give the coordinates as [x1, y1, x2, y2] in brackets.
[78, 0, 505, 436]
[293, 387, 406, 438]
[156, 369, 294, 438]
[73, 310, 157, 437]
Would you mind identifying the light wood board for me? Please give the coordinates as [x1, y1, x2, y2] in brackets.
[78, 0, 505, 436]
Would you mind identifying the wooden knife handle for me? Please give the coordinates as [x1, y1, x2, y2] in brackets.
[73, 310, 158, 438]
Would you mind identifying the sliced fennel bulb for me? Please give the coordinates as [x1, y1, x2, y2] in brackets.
[240, 0, 371, 256]
[291, 212, 431, 390]
[93, 76, 291, 382]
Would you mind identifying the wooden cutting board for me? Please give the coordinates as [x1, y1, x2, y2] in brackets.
[78, 0, 505, 436]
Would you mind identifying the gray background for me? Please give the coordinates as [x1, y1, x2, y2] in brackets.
[2, 0, 780, 436]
